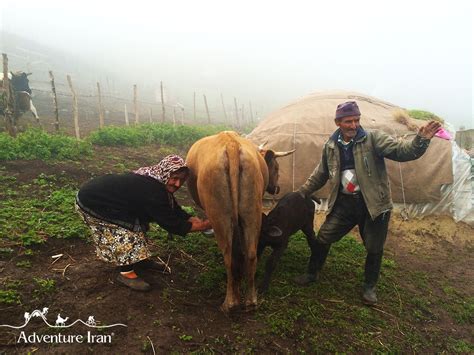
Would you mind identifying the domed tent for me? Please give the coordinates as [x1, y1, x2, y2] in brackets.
[247, 91, 473, 225]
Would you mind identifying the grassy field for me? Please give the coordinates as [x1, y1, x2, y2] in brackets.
[0, 125, 472, 353]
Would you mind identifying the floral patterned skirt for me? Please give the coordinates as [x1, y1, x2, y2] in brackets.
[75, 203, 151, 266]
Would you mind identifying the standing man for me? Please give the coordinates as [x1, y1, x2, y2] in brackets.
[295, 101, 441, 305]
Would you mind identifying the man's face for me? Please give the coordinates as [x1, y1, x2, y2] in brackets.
[166, 170, 188, 194]
[335, 115, 361, 141]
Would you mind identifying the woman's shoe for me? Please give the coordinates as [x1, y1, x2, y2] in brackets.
[116, 273, 151, 291]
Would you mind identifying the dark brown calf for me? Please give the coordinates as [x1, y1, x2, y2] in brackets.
[258, 192, 319, 293]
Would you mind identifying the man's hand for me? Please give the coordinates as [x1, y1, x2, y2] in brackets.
[418, 120, 442, 139]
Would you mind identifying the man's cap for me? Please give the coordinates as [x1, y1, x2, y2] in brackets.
[335, 101, 361, 119]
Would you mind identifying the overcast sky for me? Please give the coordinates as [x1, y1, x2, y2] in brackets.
[1, 0, 473, 129]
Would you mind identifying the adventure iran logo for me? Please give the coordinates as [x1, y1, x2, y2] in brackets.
[0, 307, 127, 344]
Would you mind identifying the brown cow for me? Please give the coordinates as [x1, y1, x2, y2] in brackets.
[186, 131, 294, 312]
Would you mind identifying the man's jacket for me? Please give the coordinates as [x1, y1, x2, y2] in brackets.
[299, 127, 431, 220]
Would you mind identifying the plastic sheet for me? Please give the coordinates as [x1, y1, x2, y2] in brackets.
[397, 140, 473, 226]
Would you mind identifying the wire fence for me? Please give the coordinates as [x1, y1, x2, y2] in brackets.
[27, 78, 254, 136]
[2, 53, 258, 138]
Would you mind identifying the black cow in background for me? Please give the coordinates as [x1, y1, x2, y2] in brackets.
[0, 71, 39, 119]
[258, 192, 320, 293]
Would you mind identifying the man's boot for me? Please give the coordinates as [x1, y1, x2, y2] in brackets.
[362, 285, 377, 305]
[362, 252, 383, 305]
[294, 241, 330, 286]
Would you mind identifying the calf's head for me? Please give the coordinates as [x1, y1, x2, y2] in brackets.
[260, 213, 283, 240]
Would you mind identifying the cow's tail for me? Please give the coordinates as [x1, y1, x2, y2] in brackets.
[226, 140, 245, 281]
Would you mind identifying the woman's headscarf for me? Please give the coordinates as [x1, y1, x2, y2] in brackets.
[134, 155, 188, 184]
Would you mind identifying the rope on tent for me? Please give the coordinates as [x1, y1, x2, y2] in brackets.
[398, 161, 409, 221]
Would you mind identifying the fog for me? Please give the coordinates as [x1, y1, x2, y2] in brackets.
[1, 0, 473, 129]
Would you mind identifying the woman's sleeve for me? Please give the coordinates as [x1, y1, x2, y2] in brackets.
[144, 196, 192, 236]
[173, 197, 192, 220]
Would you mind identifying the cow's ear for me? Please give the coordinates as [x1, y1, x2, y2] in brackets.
[268, 226, 283, 238]
[26, 73, 32, 76]
[264, 150, 275, 164]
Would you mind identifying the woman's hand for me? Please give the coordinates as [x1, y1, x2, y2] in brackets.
[189, 217, 212, 232]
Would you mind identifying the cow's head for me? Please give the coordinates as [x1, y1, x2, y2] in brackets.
[10, 72, 32, 94]
[259, 143, 295, 195]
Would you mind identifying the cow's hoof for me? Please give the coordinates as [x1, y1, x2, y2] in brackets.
[220, 302, 240, 314]
[244, 300, 258, 312]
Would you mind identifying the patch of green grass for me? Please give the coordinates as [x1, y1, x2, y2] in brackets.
[114, 163, 127, 171]
[87, 123, 229, 148]
[0, 279, 22, 305]
[181, 206, 196, 216]
[439, 282, 474, 325]
[409, 271, 430, 290]
[408, 109, 444, 123]
[411, 297, 437, 321]
[444, 297, 474, 325]
[447, 338, 474, 353]
[141, 339, 152, 352]
[179, 334, 193, 341]
[0, 247, 14, 256]
[16, 260, 32, 268]
[0, 175, 90, 246]
[33, 277, 56, 296]
[0, 175, 17, 183]
[24, 249, 34, 256]
[0, 128, 92, 161]
[0, 289, 20, 305]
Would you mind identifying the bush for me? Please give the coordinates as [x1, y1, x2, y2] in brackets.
[0, 128, 92, 161]
[408, 109, 444, 123]
[87, 123, 230, 148]
[0, 133, 20, 160]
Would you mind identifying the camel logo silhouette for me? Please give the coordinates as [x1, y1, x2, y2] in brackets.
[0, 307, 126, 329]
[55, 314, 69, 327]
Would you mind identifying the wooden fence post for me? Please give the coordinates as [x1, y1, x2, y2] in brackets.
[2, 53, 16, 137]
[180, 106, 185, 125]
[97, 82, 104, 128]
[234, 97, 240, 129]
[249, 101, 254, 124]
[124, 104, 129, 126]
[172, 105, 176, 126]
[193, 91, 196, 121]
[203, 95, 211, 124]
[149, 108, 153, 123]
[49, 70, 60, 132]
[160, 81, 165, 123]
[220, 93, 228, 122]
[67, 75, 80, 140]
[133, 84, 139, 124]
[241, 104, 245, 127]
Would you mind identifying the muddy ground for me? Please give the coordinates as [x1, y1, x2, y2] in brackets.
[0, 146, 473, 354]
